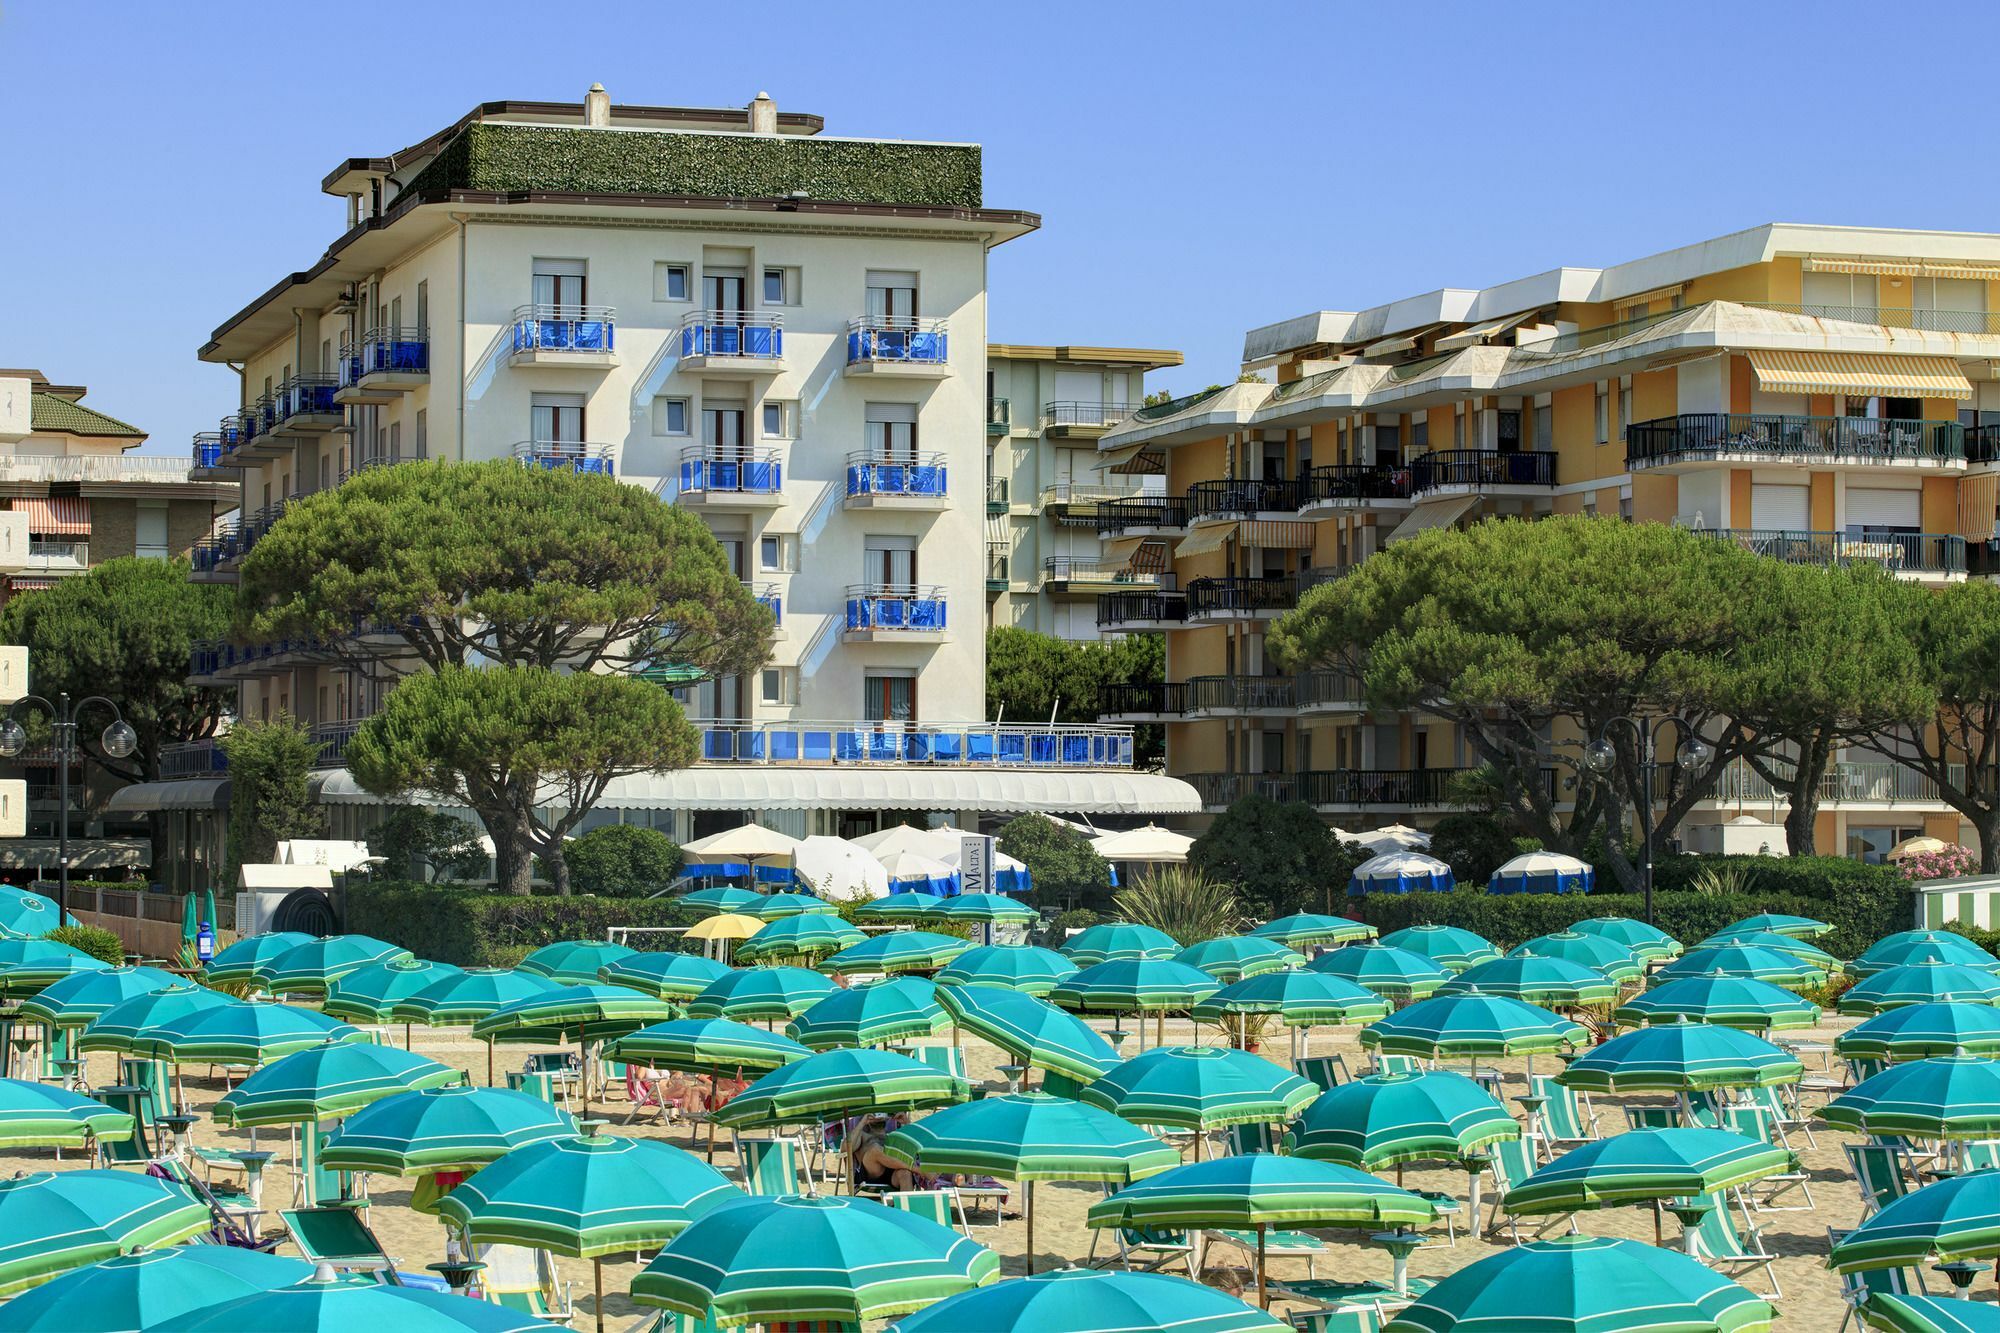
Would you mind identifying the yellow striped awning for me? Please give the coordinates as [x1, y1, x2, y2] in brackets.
[1102, 536, 1144, 565]
[1239, 520, 1314, 550]
[1174, 524, 1234, 559]
[1743, 350, 1972, 401]
[1806, 256, 2000, 281]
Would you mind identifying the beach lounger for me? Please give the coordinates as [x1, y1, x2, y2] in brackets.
[1678, 1190, 1779, 1297]
[1484, 1134, 1574, 1243]
[1528, 1075, 1597, 1149]
[281, 1204, 401, 1281]
[150, 1156, 278, 1251]
[1225, 1122, 1279, 1156]
[1832, 1226, 1927, 1332]
[1742, 1081, 1815, 1148]
[1040, 1070, 1086, 1100]
[1959, 1139, 2000, 1173]
[1294, 1055, 1350, 1092]
[904, 1045, 966, 1082]
[1719, 1102, 1813, 1211]
[478, 1242, 575, 1322]
[738, 1136, 810, 1195]
[1104, 1226, 1199, 1276]
[1623, 1104, 1680, 1132]
[1204, 1225, 1329, 1277]
[92, 1084, 154, 1165]
[1373, 1054, 1423, 1077]
[1847, 1143, 1912, 1216]
[882, 1189, 967, 1235]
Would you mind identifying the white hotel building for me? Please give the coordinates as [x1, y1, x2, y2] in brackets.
[120, 88, 1195, 879]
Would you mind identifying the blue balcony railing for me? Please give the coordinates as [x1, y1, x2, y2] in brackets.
[692, 719, 1134, 768]
[191, 433, 225, 469]
[679, 448, 782, 495]
[510, 304, 616, 355]
[277, 374, 340, 422]
[680, 310, 783, 360]
[513, 440, 615, 475]
[219, 413, 249, 453]
[845, 452, 947, 498]
[340, 327, 429, 386]
[847, 315, 948, 367]
[744, 581, 783, 626]
[846, 584, 947, 633]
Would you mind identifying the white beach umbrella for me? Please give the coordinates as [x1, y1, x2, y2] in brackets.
[1091, 825, 1194, 864]
[851, 826, 960, 859]
[682, 824, 803, 863]
[877, 850, 958, 892]
[793, 836, 891, 902]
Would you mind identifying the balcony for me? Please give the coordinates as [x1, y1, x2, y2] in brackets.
[1299, 464, 1414, 514]
[1097, 590, 1187, 633]
[229, 397, 288, 462]
[1041, 556, 1163, 593]
[1186, 478, 1303, 525]
[188, 635, 331, 682]
[514, 440, 615, 476]
[1096, 497, 1189, 538]
[1298, 565, 1355, 596]
[336, 327, 429, 403]
[744, 581, 783, 630]
[1691, 528, 1966, 578]
[1302, 768, 1468, 810]
[309, 720, 362, 768]
[190, 433, 232, 478]
[1099, 681, 1189, 722]
[1186, 675, 1295, 716]
[24, 540, 87, 572]
[1185, 576, 1296, 622]
[1409, 450, 1556, 495]
[1040, 402, 1134, 439]
[987, 477, 1010, 513]
[272, 375, 342, 435]
[191, 498, 296, 581]
[1187, 772, 1299, 809]
[845, 316, 949, 378]
[677, 448, 784, 507]
[508, 304, 618, 368]
[844, 452, 949, 510]
[986, 543, 1009, 593]
[1627, 413, 1965, 471]
[159, 740, 227, 778]
[1750, 303, 2000, 337]
[1298, 669, 1367, 713]
[843, 584, 949, 643]
[1711, 758, 1955, 807]
[693, 719, 1135, 768]
[987, 399, 1011, 436]
[1040, 481, 1145, 520]
[678, 310, 784, 375]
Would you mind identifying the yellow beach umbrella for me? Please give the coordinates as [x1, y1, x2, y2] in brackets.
[1887, 836, 1952, 862]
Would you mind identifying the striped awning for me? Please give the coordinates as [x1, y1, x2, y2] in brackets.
[1806, 256, 2000, 281]
[6, 577, 57, 592]
[1744, 350, 1973, 400]
[1127, 540, 1169, 575]
[1174, 524, 1233, 559]
[1096, 442, 1167, 475]
[1239, 520, 1314, 550]
[12, 497, 89, 535]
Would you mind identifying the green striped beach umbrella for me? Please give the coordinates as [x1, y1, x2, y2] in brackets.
[1570, 916, 1683, 963]
[819, 930, 971, 976]
[156, 1267, 550, 1331]
[1287, 1071, 1519, 1170]
[517, 940, 640, 986]
[0, 1077, 132, 1150]
[1716, 912, 1833, 941]
[319, 1084, 576, 1176]
[0, 1245, 312, 1332]
[1654, 942, 1822, 989]
[883, 1092, 1179, 1272]
[597, 951, 729, 1000]
[213, 1040, 460, 1128]
[932, 892, 1036, 926]
[1557, 1021, 1803, 1094]
[680, 887, 763, 918]
[1841, 962, 2000, 1016]
[933, 982, 1119, 1085]
[607, 1019, 810, 1077]
[471, 984, 676, 1044]
[1850, 1293, 2000, 1333]
[933, 945, 1077, 995]
[1499, 1128, 1796, 1216]
[1080, 1045, 1317, 1131]
[1059, 922, 1179, 965]
[890, 1267, 1287, 1333]
[141, 1001, 365, 1067]
[1303, 943, 1451, 1002]
[321, 959, 464, 1026]
[255, 936, 413, 998]
[632, 1193, 999, 1328]
[1174, 936, 1302, 984]
[0, 1169, 210, 1297]
[1437, 958, 1617, 1007]
[1381, 1235, 1774, 1333]
[712, 1048, 967, 1132]
[1829, 1168, 2000, 1274]
[201, 932, 316, 989]
[745, 892, 838, 921]
[684, 966, 836, 1022]
[1249, 913, 1377, 949]
[733, 915, 863, 964]
[77, 982, 233, 1057]
[1192, 970, 1391, 1029]
[1696, 929, 1838, 970]
[1838, 1003, 2000, 1063]
[1822, 1056, 2000, 1139]
[1380, 925, 1500, 972]
[1509, 931, 1644, 983]
[0, 939, 108, 997]
[1048, 960, 1219, 1045]
[0, 886, 71, 940]
[1088, 1154, 1436, 1306]
[787, 977, 949, 1050]
[17, 964, 182, 1029]
[1615, 972, 1821, 1032]
[1362, 993, 1588, 1065]
[1854, 931, 2000, 978]
[389, 968, 558, 1026]
[853, 891, 943, 922]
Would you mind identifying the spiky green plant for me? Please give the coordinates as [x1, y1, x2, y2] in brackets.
[1113, 866, 1243, 947]
[1688, 859, 1762, 898]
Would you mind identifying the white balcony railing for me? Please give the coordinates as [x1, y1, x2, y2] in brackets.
[0, 456, 206, 484]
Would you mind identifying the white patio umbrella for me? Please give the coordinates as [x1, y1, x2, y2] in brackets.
[793, 836, 891, 902]
[1342, 824, 1432, 854]
[1091, 825, 1193, 864]
[851, 826, 959, 859]
[683, 824, 803, 862]
[877, 850, 958, 893]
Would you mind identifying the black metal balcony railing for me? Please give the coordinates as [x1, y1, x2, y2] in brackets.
[1100, 681, 1190, 716]
[986, 477, 1009, 509]
[1185, 576, 1297, 618]
[1096, 497, 1190, 536]
[1692, 528, 1967, 575]
[160, 740, 228, 778]
[1409, 450, 1557, 492]
[986, 543, 1009, 586]
[1186, 478, 1302, 523]
[1627, 413, 1966, 467]
[1186, 675, 1296, 713]
[1097, 591, 1188, 627]
[1041, 402, 1134, 429]
[1300, 464, 1414, 506]
[309, 720, 363, 768]
[1301, 768, 1467, 807]
[1297, 566, 1356, 595]
[1970, 425, 2000, 464]
[1297, 669, 1366, 709]
[1187, 772, 1300, 807]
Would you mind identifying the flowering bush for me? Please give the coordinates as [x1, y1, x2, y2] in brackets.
[1897, 845, 1978, 882]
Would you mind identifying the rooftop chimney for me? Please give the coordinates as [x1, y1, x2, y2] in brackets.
[748, 91, 777, 135]
[584, 83, 611, 128]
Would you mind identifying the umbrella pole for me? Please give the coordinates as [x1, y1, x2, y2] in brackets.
[486, 1037, 495, 1088]
[579, 1037, 591, 1118]
[593, 1257, 605, 1333]
[1025, 1180, 1035, 1275]
[1257, 1222, 1269, 1309]
[1652, 1200, 1662, 1247]
[405, 1022, 412, 1052]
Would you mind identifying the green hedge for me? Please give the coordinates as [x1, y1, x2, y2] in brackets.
[401, 123, 983, 211]
[344, 882, 702, 967]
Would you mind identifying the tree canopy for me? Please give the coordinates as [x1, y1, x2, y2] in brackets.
[218, 716, 324, 888]
[996, 812, 1112, 911]
[365, 808, 489, 883]
[1188, 793, 1359, 918]
[986, 627, 1164, 764]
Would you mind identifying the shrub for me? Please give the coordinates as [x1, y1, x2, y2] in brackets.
[1043, 908, 1103, 948]
[1427, 813, 1527, 887]
[1942, 920, 2000, 955]
[343, 881, 704, 965]
[1688, 860, 1763, 897]
[1189, 795, 1352, 919]
[1114, 867, 1242, 947]
[564, 825, 683, 898]
[366, 809, 489, 883]
[1898, 845, 1979, 882]
[1648, 855, 1911, 959]
[46, 924, 125, 966]
[999, 814, 1112, 913]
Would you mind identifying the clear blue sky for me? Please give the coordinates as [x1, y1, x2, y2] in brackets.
[8, 0, 2000, 453]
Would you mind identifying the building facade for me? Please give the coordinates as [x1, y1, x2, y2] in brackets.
[1096, 223, 2000, 860]
[126, 88, 1195, 884]
[984, 345, 1180, 640]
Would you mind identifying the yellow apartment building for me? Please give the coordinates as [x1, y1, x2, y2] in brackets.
[1095, 223, 2000, 861]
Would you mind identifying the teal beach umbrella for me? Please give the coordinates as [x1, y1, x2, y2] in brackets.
[142, 1001, 365, 1067]
[1853, 930, 1999, 978]
[1837, 1002, 2000, 1062]
[1436, 958, 1617, 1007]
[933, 945, 1077, 995]
[0, 1169, 210, 1296]
[1249, 914, 1376, 949]
[17, 965, 182, 1029]
[1191, 970, 1391, 1030]
[744, 892, 837, 921]
[1614, 973, 1821, 1032]
[1304, 943, 1451, 1001]
[77, 983, 233, 1057]
[321, 959, 464, 1033]
[255, 937, 413, 997]
[1557, 1021, 1803, 1093]
[679, 887, 762, 918]
[1509, 931, 1643, 983]
[0, 1245, 311, 1332]
[852, 891, 943, 922]
[0, 1078, 132, 1150]
[713, 1048, 966, 1132]
[1654, 943, 1822, 989]
[1829, 1168, 2000, 1273]
[1715, 912, 1833, 941]
[1174, 936, 1302, 984]
[157, 1266, 549, 1330]
[390, 968, 557, 1026]
[931, 893, 1036, 925]
[1499, 1128, 1796, 1215]
[213, 1040, 460, 1127]
[1080, 1045, 1316, 1131]
[1821, 1056, 2000, 1139]
[0, 886, 72, 940]
[1694, 930, 1837, 970]
[787, 977, 949, 1050]
[1361, 993, 1587, 1069]
[888, 1267, 1285, 1333]
[933, 982, 1119, 1085]
[596, 952, 729, 1000]
[818, 931, 971, 976]
[202, 933, 315, 988]
[685, 967, 837, 1022]
[733, 915, 864, 964]
[1059, 922, 1179, 965]
[1288, 1071, 1519, 1170]
[1380, 925, 1500, 972]
[607, 1018, 810, 1077]
[1840, 962, 2000, 1015]
[1048, 960, 1220, 1033]
[0, 939, 107, 996]
[1570, 917, 1682, 962]
[319, 1084, 576, 1176]
[516, 941, 638, 986]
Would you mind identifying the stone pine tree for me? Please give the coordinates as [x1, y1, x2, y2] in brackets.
[218, 716, 324, 889]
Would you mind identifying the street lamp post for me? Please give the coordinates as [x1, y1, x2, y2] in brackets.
[0, 693, 138, 923]
[1581, 716, 1712, 925]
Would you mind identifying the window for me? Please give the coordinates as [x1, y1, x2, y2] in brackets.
[1533, 405, 1553, 451]
[134, 504, 168, 560]
[655, 263, 691, 302]
[532, 394, 585, 446]
[1617, 383, 1632, 440]
[319, 454, 331, 490]
[864, 535, 917, 586]
[416, 280, 429, 334]
[532, 259, 587, 310]
[415, 409, 427, 459]
[864, 673, 917, 722]
[1453, 409, 1466, 449]
[760, 669, 788, 707]
[865, 403, 919, 460]
[1410, 418, 1428, 450]
[759, 535, 782, 571]
[1594, 385, 1608, 443]
[763, 267, 800, 306]
[388, 421, 402, 462]
[866, 271, 919, 320]
[653, 396, 691, 436]
[761, 401, 796, 439]
[1373, 421, 1400, 465]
